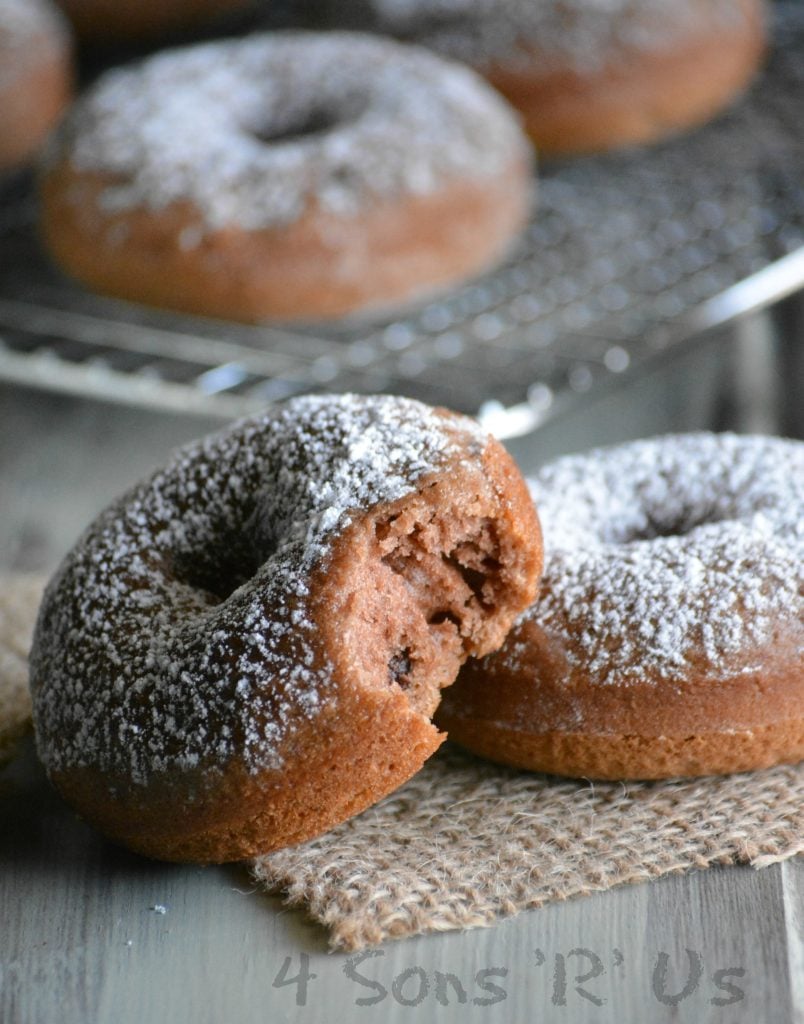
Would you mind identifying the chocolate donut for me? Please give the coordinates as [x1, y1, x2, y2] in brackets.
[318, 0, 767, 155]
[438, 433, 804, 779]
[0, 0, 72, 171]
[39, 32, 532, 322]
[30, 395, 542, 862]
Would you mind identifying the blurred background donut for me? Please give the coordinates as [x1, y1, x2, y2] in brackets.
[0, 0, 73, 170]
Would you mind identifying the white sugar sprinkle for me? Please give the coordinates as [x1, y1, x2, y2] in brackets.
[518, 433, 803, 685]
[44, 31, 528, 233]
[31, 394, 487, 785]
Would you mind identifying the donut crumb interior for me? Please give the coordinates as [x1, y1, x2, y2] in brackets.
[321, 478, 526, 721]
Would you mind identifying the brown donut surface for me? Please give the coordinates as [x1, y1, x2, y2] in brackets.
[438, 433, 804, 780]
[0, 0, 72, 170]
[321, 0, 767, 155]
[39, 32, 532, 322]
[30, 394, 543, 862]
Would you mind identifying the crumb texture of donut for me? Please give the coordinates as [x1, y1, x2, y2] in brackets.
[30, 394, 541, 861]
[438, 432, 804, 780]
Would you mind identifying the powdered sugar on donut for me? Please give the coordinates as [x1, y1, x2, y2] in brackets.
[521, 433, 803, 685]
[44, 32, 528, 232]
[30, 394, 487, 784]
[363, 0, 754, 72]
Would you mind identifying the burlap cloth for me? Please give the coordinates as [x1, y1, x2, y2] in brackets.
[0, 574, 46, 765]
[1, 575, 801, 951]
[252, 745, 803, 950]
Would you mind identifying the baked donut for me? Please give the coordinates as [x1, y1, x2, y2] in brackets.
[54, 0, 256, 44]
[438, 433, 804, 780]
[30, 394, 543, 862]
[316, 0, 767, 156]
[39, 32, 532, 322]
[0, 0, 72, 171]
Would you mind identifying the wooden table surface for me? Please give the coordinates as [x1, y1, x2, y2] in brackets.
[1, 383, 802, 1024]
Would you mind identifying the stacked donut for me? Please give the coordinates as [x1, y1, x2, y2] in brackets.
[439, 433, 804, 780]
[28, 402, 804, 865]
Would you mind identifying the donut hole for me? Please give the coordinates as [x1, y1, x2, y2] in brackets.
[246, 95, 368, 148]
[169, 534, 271, 604]
[249, 108, 340, 146]
[618, 506, 720, 545]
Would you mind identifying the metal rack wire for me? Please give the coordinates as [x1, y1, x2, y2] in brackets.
[1, 4, 803, 437]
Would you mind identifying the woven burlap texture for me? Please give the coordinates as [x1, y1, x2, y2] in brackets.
[0, 574, 46, 765]
[252, 744, 804, 951]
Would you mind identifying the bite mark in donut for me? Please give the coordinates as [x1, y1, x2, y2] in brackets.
[30, 394, 543, 861]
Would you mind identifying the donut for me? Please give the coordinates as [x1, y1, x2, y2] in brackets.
[437, 433, 804, 780]
[0, 0, 72, 171]
[314, 0, 767, 156]
[39, 32, 532, 322]
[54, 0, 256, 43]
[29, 394, 543, 862]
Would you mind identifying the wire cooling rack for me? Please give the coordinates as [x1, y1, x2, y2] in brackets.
[1, 4, 804, 436]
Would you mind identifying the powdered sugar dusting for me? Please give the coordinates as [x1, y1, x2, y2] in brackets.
[521, 433, 803, 684]
[30, 394, 488, 784]
[357, 0, 754, 73]
[45, 31, 528, 232]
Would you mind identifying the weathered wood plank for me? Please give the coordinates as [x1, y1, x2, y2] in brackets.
[783, 859, 804, 1024]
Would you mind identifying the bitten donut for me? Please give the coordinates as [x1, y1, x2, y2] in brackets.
[30, 394, 542, 862]
[317, 0, 767, 155]
[0, 0, 72, 171]
[39, 32, 532, 322]
[438, 433, 804, 780]
[54, 0, 257, 44]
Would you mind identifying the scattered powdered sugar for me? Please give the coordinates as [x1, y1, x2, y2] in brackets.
[352, 0, 753, 73]
[45, 31, 527, 232]
[0, 0, 69, 82]
[30, 394, 487, 784]
[520, 433, 803, 685]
